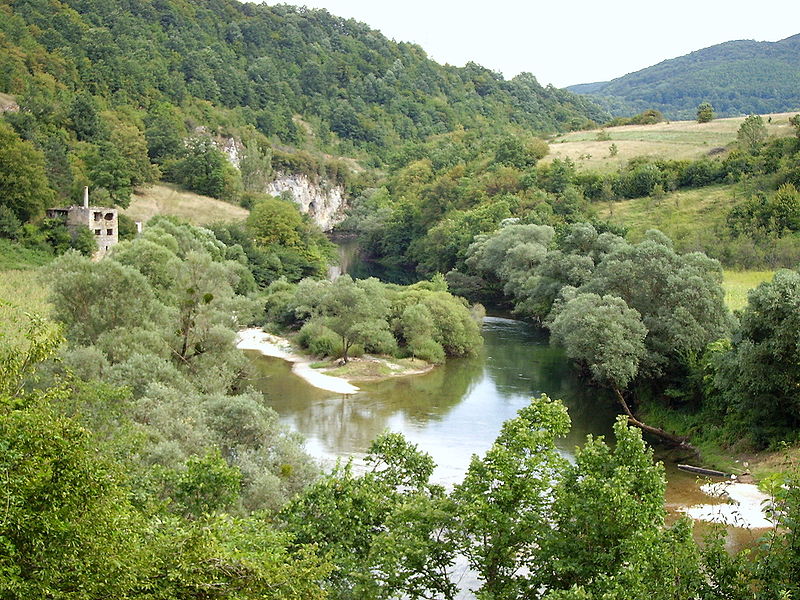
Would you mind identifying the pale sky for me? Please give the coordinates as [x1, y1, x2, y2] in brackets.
[258, 0, 798, 88]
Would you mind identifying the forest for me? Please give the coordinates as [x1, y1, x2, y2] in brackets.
[1, 0, 800, 597]
[568, 34, 800, 119]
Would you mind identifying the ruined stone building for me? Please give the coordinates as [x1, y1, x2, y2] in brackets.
[46, 187, 118, 255]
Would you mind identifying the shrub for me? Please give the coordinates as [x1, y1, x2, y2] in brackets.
[298, 321, 340, 357]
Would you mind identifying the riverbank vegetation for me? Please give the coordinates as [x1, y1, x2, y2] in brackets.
[2, 0, 800, 595]
[4, 326, 800, 599]
[261, 273, 483, 364]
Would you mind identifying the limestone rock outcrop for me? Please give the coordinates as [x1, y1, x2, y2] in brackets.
[266, 173, 346, 231]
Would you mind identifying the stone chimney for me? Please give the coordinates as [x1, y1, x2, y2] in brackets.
[83, 186, 89, 208]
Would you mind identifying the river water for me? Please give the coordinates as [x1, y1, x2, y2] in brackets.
[245, 242, 767, 553]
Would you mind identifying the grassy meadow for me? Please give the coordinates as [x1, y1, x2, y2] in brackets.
[722, 269, 774, 311]
[0, 266, 57, 350]
[544, 112, 798, 173]
[596, 183, 739, 250]
[123, 183, 249, 226]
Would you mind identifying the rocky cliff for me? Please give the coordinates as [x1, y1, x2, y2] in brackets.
[265, 173, 347, 231]
[213, 133, 348, 231]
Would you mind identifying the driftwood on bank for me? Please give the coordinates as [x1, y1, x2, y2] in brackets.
[614, 388, 699, 453]
[676, 464, 733, 478]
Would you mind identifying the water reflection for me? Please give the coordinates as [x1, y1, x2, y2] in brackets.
[330, 236, 419, 284]
[246, 316, 619, 485]
[246, 315, 761, 552]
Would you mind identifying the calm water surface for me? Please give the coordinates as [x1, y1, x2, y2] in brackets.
[247, 317, 619, 485]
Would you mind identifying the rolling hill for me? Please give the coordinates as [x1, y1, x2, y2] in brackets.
[567, 34, 800, 120]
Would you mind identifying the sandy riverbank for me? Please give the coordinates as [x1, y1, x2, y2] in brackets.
[236, 328, 360, 394]
[680, 481, 773, 529]
[237, 328, 435, 393]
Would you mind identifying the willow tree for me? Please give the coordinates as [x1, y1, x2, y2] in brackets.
[548, 291, 693, 448]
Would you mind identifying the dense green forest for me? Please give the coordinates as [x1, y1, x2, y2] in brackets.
[0, 0, 605, 207]
[568, 34, 800, 119]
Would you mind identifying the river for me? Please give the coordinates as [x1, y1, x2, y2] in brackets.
[246, 241, 768, 554]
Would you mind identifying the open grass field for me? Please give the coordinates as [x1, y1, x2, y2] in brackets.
[123, 183, 249, 226]
[0, 266, 57, 350]
[722, 270, 775, 311]
[0, 267, 51, 316]
[0, 239, 53, 270]
[544, 112, 798, 173]
[596, 182, 739, 249]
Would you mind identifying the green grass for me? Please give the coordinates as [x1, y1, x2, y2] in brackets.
[722, 270, 774, 311]
[597, 183, 739, 248]
[0, 266, 57, 350]
[0, 267, 52, 316]
[0, 239, 53, 270]
[123, 183, 249, 226]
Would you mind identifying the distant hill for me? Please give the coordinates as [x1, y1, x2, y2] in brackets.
[567, 35, 800, 120]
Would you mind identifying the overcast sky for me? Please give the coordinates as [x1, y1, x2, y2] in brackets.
[259, 0, 798, 88]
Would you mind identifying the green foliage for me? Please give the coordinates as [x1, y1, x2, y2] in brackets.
[570, 35, 800, 119]
[166, 136, 241, 201]
[68, 91, 104, 142]
[709, 269, 800, 447]
[790, 114, 800, 137]
[696, 102, 715, 123]
[310, 275, 395, 362]
[738, 114, 769, 154]
[2, 0, 606, 180]
[117, 213, 138, 241]
[297, 320, 341, 357]
[282, 432, 451, 600]
[0, 121, 55, 222]
[144, 103, 186, 165]
[728, 184, 800, 237]
[240, 139, 273, 193]
[242, 198, 334, 280]
[174, 452, 242, 518]
[142, 515, 331, 600]
[41, 219, 314, 513]
[549, 293, 647, 390]
[264, 274, 482, 363]
[580, 233, 733, 378]
[603, 108, 664, 127]
[453, 395, 571, 598]
[45, 251, 164, 345]
[539, 417, 703, 599]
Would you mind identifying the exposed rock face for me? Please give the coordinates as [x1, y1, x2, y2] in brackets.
[266, 173, 347, 231]
[219, 137, 242, 169]
[209, 131, 349, 230]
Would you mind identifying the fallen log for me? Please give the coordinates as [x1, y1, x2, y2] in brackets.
[677, 464, 733, 478]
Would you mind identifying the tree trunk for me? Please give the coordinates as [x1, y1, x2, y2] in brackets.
[613, 388, 697, 452]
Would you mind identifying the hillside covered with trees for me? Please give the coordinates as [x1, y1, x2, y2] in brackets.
[0, 0, 605, 204]
[2, 1, 800, 597]
[567, 34, 800, 119]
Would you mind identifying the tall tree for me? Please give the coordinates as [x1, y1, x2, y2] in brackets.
[0, 122, 55, 222]
[452, 395, 571, 599]
[696, 102, 714, 123]
[737, 114, 768, 154]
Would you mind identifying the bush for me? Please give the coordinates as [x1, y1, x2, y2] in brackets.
[406, 336, 445, 364]
[298, 321, 341, 357]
